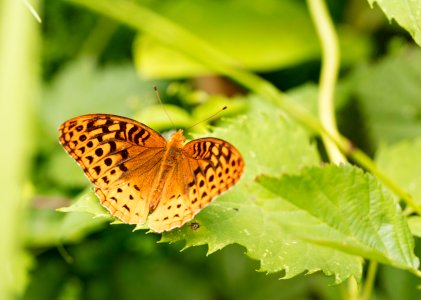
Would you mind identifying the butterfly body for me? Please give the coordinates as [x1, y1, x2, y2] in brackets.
[59, 114, 244, 232]
[148, 130, 185, 211]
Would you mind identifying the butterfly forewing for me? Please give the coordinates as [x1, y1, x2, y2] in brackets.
[59, 114, 167, 224]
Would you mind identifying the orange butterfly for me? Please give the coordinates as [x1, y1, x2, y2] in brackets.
[59, 114, 244, 232]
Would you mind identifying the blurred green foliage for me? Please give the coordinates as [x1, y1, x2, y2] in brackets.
[133, 0, 369, 78]
[0, 0, 420, 299]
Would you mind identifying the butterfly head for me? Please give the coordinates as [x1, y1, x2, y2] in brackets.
[169, 129, 186, 146]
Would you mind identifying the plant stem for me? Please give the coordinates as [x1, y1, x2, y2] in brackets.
[307, 0, 346, 164]
[347, 276, 359, 300]
[360, 261, 377, 300]
[307, 1, 379, 297]
[0, 0, 38, 297]
[67, 0, 421, 216]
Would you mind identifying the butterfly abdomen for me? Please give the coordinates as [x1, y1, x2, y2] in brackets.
[148, 130, 186, 211]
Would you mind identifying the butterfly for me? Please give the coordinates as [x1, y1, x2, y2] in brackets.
[59, 114, 244, 232]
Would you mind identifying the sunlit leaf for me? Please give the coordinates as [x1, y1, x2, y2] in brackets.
[258, 165, 418, 271]
[134, 0, 319, 78]
[376, 138, 421, 204]
[352, 46, 421, 146]
[42, 57, 160, 136]
[407, 216, 421, 238]
[134, 0, 370, 78]
[162, 99, 367, 284]
[367, 0, 421, 46]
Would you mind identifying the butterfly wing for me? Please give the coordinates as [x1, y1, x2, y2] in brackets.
[59, 114, 167, 224]
[148, 138, 244, 232]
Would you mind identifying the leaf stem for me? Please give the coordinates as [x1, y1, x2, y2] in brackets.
[360, 261, 377, 300]
[306, 0, 346, 164]
[67, 0, 421, 216]
[346, 276, 359, 300]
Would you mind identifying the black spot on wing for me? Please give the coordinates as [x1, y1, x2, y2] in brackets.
[119, 164, 128, 172]
[120, 149, 129, 160]
[104, 158, 112, 166]
[95, 148, 103, 157]
[93, 166, 101, 175]
[108, 141, 117, 153]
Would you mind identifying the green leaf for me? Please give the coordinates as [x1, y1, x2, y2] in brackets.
[58, 190, 110, 218]
[57, 211, 109, 244]
[367, 0, 421, 46]
[377, 262, 421, 300]
[133, 0, 370, 78]
[134, 104, 192, 132]
[41, 57, 160, 136]
[258, 164, 419, 272]
[47, 150, 91, 188]
[26, 191, 110, 247]
[352, 46, 421, 146]
[162, 99, 367, 283]
[55, 191, 111, 243]
[134, 0, 319, 78]
[407, 216, 421, 238]
[376, 138, 421, 204]
[27, 208, 108, 247]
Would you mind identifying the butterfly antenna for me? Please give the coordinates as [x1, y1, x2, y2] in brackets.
[154, 85, 176, 128]
[187, 106, 228, 130]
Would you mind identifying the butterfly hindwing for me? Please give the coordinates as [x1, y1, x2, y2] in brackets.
[148, 138, 244, 232]
[183, 138, 244, 197]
